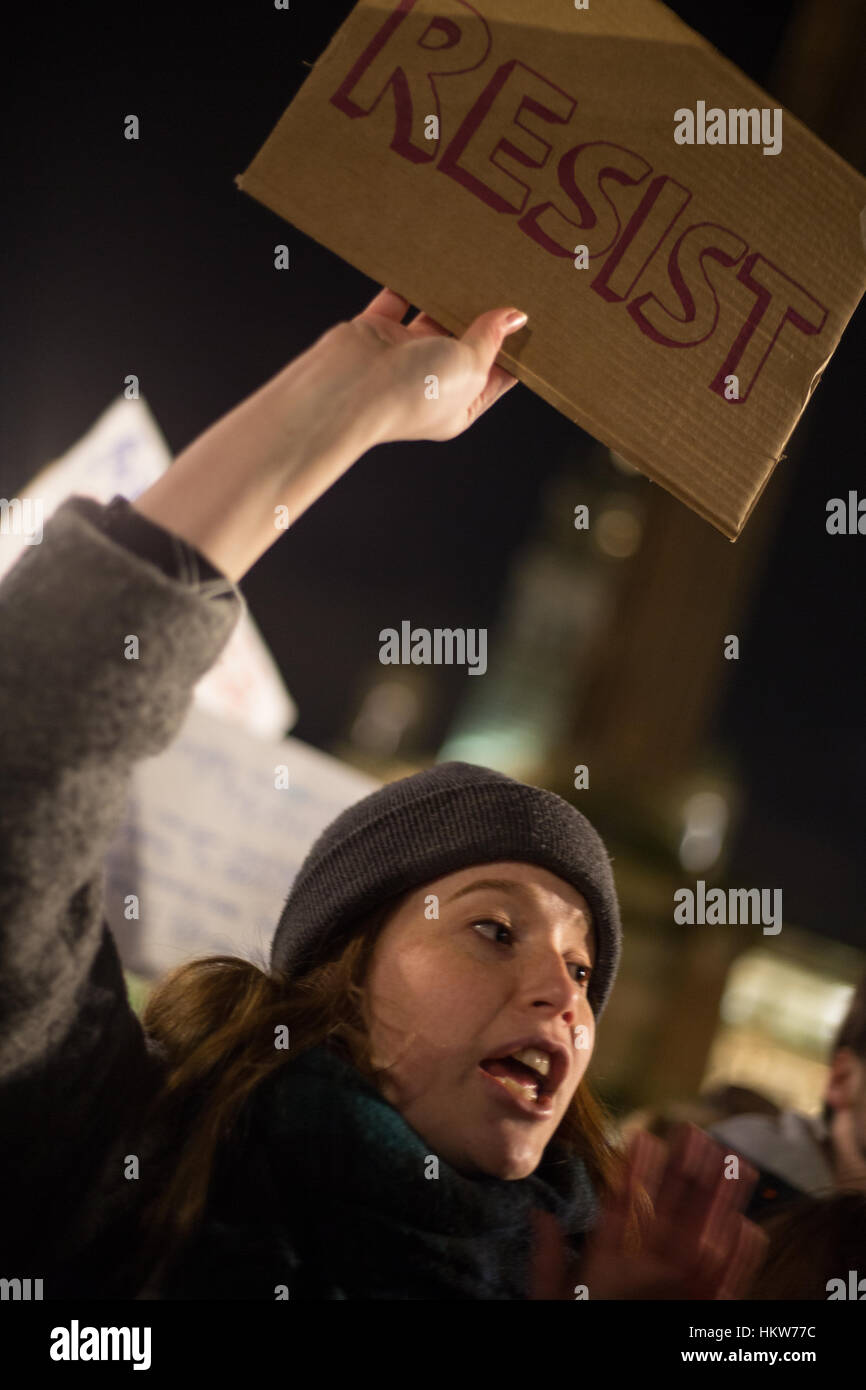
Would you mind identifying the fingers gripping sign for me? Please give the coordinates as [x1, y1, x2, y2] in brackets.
[346, 285, 527, 444]
[131, 284, 527, 581]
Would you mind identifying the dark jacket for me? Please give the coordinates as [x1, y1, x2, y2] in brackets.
[0, 495, 597, 1299]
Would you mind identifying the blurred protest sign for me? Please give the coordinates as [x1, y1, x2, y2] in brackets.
[0, 395, 295, 738]
[105, 702, 380, 978]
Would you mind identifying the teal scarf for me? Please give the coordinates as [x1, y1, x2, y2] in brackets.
[161, 1042, 598, 1300]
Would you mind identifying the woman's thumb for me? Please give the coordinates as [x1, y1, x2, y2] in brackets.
[461, 307, 528, 369]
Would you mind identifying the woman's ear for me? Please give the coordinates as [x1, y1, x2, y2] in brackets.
[825, 1046, 863, 1111]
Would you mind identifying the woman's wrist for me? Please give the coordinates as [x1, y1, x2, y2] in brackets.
[129, 282, 522, 583]
[131, 331, 379, 583]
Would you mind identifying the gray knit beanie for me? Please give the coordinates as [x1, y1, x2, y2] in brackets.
[270, 761, 622, 1017]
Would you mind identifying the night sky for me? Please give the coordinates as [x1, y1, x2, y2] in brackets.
[2, 1, 863, 944]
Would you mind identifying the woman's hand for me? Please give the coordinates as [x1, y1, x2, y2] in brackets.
[132, 285, 526, 581]
[530, 1124, 768, 1300]
[326, 286, 527, 445]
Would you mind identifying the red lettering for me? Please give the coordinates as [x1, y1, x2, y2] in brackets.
[628, 222, 747, 347]
[325, 7, 830, 401]
[329, 0, 491, 164]
[710, 254, 828, 401]
[592, 175, 691, 303]
[437, 60, 575, 213]
[519, 140, 652, 259]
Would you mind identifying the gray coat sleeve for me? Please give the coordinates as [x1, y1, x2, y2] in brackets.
[0, 495, 243, 1259]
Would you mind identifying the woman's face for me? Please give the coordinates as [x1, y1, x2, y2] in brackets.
[362, 861, 597, 1180]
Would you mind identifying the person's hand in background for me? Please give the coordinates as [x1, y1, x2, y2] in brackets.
[132, 285, 526, 581]
[530, 1124, 768, 1300]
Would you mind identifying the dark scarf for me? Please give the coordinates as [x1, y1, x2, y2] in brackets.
[159, 1042, 599, 1300]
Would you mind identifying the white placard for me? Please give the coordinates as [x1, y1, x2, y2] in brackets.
[104, 703, 380, 978]
[0, 395, 296, 739]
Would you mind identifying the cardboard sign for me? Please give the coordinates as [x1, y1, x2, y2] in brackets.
[236, 0, 866, 538]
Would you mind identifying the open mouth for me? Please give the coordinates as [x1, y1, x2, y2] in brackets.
[478, 1045, 559, 1114]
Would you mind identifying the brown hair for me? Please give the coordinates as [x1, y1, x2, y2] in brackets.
[135, 892, 634, 1285]
[749, 1192, 866, 1299]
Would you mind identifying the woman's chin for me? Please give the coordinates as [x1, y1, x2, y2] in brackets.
[454, 1134, 544, 1181]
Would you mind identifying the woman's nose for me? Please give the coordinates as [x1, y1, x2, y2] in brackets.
[521, 950, 582, 1013]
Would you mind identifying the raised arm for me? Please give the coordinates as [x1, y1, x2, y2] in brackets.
[130, 288, 526, 580]
[0, 286, 524, 1276]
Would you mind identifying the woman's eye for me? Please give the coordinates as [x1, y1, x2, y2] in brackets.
[473, 923, 592, 985]
[473, 919, 513, 946]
